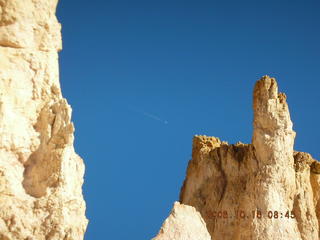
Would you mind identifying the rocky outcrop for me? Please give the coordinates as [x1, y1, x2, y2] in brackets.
[0, 0, 87, 239]
[152, 202, 211, 240]
[154, 76, 320, 240]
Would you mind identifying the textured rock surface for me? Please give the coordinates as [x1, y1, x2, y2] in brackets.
[155, 76, 320, 240]
[179, 76, 320, 240]
[152, 202, 211, 240]
[0, 0, 88, 239]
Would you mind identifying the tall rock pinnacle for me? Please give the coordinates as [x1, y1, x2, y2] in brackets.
[252, 76, 296, 167]
[0, 0, 88, 239]
[153, 76, 320, 240]
[244, 76, 300, 239]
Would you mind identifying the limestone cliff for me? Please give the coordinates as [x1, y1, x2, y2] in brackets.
[153, 76, 320, 240]
[0, 0, 88, 239]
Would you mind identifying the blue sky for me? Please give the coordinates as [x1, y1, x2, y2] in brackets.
[56, 1, 320, 239]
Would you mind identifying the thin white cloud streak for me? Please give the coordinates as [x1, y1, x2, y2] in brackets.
[129, 106, 169, 125]
[142, 111, 168, 124]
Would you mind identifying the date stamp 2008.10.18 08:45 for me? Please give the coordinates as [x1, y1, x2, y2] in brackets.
[206, 210, 296, 220]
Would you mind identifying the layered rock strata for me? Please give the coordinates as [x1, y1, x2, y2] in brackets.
[0, 0, 87, 239]
[154, 76, 320, 240]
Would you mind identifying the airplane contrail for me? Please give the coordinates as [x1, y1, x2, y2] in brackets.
[129, 106, 169, 125]
[142, 111, 168, 124]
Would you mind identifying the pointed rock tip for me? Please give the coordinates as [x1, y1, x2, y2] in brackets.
[152, 201, 211, 240]
[253, 75, 289, 112]
[253, 75, 279, 110]
[252, 75, 294, 136]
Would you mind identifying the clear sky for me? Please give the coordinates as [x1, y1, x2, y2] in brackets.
[56, 0, 320, 239]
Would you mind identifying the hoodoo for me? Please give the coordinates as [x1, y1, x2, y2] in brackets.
[154, 76, 320, 240]
[0, 0, 87, 239]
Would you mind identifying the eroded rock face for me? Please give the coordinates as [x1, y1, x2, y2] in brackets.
[0, 0, 87, 239]
[155, 76, 320, 240]
[152, 202, 211, 240]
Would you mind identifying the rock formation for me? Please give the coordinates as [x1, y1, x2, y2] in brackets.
[153, 76, 320, 240]
[0, 0, 88, 239]
[152, 202, 211, 240]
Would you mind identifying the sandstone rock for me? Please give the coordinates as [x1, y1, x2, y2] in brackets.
[0, 0, 61, 50]
[152, 202, 211, 240]
[0, 0, 87, 239]
[155, 76, 319, 240]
